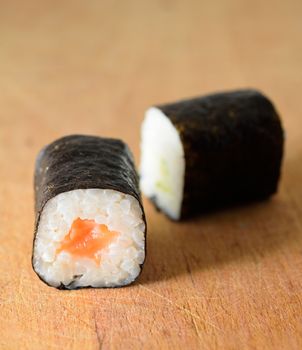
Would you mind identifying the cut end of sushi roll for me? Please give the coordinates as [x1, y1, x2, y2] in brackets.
[140, 107, 185, 220]
[33, 189, 145, 289]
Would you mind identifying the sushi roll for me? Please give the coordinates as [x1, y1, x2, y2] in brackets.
[140, 89, 284, 220]
[32, 135, 146, 289]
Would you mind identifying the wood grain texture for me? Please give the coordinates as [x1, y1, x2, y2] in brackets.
[0, 0, 302, 349]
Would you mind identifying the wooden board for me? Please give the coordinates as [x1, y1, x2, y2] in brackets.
[1, 0, 302, 348]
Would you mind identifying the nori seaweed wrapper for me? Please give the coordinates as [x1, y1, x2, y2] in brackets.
[156, 89, 284, 219]
[33, 134, 146, 288]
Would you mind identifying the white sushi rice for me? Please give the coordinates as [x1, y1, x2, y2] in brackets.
[140, 107, 185, 220]
[33, 189, 145, 288]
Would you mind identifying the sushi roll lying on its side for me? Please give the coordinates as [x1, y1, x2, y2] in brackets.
[32, 135, 146, 289]
[140, 89, 284, 220]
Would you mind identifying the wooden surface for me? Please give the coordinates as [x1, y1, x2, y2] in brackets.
[0, 0, 302, 349]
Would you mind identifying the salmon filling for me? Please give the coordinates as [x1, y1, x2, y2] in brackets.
[57, 218, 118, 264]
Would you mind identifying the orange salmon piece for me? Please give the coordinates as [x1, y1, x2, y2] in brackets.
[57, 218, 118, 263]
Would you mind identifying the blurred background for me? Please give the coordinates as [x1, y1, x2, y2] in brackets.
[0, 0, 301, 163]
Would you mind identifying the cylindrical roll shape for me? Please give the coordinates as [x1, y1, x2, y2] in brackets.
[140, 89, 284, 220]
[33, 135, 146, 289]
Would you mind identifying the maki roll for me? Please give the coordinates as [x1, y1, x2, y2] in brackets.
[140, 89, 284, 220]
[32, 135, 146, 289]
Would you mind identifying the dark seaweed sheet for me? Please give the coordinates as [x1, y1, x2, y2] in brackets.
[156, 89, 284, 219]
[33, 135, 146, 289]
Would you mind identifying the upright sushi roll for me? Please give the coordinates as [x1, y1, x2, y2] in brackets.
[140, 89, 284, 220]
[32, 135, 146, 289]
